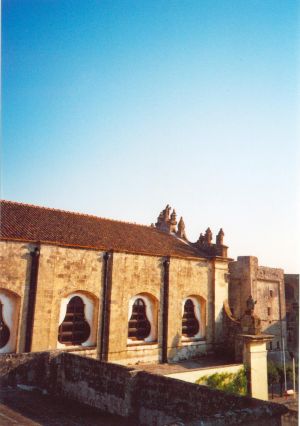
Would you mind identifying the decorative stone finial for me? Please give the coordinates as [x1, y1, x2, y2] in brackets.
[176, 217, 187, 240]
[163, 205, 171, 221]
[205, 228, 213, 245]
[216, 228, 224, 245]
[198, 233, 205, 244]
[170, 209, 177, 225]
[155, 205, 178, 233]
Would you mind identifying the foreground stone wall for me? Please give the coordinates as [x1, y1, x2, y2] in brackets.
[0, 351, 287, 425]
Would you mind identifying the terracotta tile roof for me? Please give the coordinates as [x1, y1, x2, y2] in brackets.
[0, 200, 207, 259]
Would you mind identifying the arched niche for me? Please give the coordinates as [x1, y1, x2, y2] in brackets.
[0, 289, 21, 354]
[127, 293, 158, 344]
[181, 295, 206, 340]
[57, 291, 98, 348]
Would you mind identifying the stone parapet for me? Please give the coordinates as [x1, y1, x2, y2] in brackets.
[0, 351, 288, 425]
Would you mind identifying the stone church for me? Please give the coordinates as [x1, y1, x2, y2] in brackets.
[0, 200, 288, 364]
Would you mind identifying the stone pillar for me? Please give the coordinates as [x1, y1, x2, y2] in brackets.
[162, 257, 170, 363]
[241, 334, 273, 400]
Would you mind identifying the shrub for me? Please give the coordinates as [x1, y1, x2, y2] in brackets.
[196, 368, 247, 396]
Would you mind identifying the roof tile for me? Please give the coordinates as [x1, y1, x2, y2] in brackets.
[0, 201, 207, 259]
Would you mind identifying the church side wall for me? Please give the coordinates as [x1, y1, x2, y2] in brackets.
[31, 245, 103, 352]
[0, 241, 30, 352]
[1, 241, 227, 364]
[107, 252, 162, 364]
[106, 254, 215, 364]
[167, 258, 212, 362]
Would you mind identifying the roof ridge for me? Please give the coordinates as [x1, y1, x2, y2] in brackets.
[0, 199, 156, 230]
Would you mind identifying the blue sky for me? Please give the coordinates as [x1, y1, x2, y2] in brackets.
[2, 0, 299, 272]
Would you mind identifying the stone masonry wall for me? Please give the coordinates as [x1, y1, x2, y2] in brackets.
[107, 253, 214, 364]
[214, 259, 229, 345]
[108, 252, 163, 364]
[31, 244, 103, 352]
[0, 351, 287, 425]
[0, 241, 33, 352]
[167, 257, 212, 361]
[228, 257, 286, 357]
[1, 241, 226, 364]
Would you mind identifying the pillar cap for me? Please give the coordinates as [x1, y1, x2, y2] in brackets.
[238, 334, 274, 343]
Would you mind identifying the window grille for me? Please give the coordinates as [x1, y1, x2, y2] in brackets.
[128, 298, 151, 340]
[58, 296, 90, 345]
[0, 301, 10, 349]
[182, 299, 199, 337]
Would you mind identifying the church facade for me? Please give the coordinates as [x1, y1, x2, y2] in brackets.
[0, 201, 230, 364]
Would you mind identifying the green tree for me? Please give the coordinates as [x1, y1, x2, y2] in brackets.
[268, 361, 279, 399]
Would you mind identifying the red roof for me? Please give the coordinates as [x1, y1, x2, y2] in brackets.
[0, 200, 207, 259]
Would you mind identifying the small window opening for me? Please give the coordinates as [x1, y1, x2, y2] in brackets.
[182, 299, 199, 337]
[269, 290, 273, 297]
[128, 298, 151, 341]
[267, 307, 271, 316]
[269, 341, 273, 350]
[276, 341, 280, 349]
[58, 296, 90, 345]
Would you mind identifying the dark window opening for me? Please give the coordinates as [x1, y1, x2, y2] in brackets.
[276, 341, 280, 349]
[182, 299, 199, 338]
[0, 301, 10, 349]
[269, 290, 273, 297]
[286, 285, 294, 300]
[58, 296, 90, 345]
[128, 298, 151, 341]
[267, 307, 271, 316]
[269, 342, 273, 350]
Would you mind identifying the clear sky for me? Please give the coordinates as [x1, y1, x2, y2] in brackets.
[2, 0, 299, 272]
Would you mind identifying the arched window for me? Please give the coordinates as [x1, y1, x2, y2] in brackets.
[181, 296, 206, 340]
[0, 289, 20, 354]
[0, 301, 10, 349]
[127, 294, 158, 344]
[182, 299, 199, 337]
[58, 296, 90, 346]
[128, 298, 151, 341]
